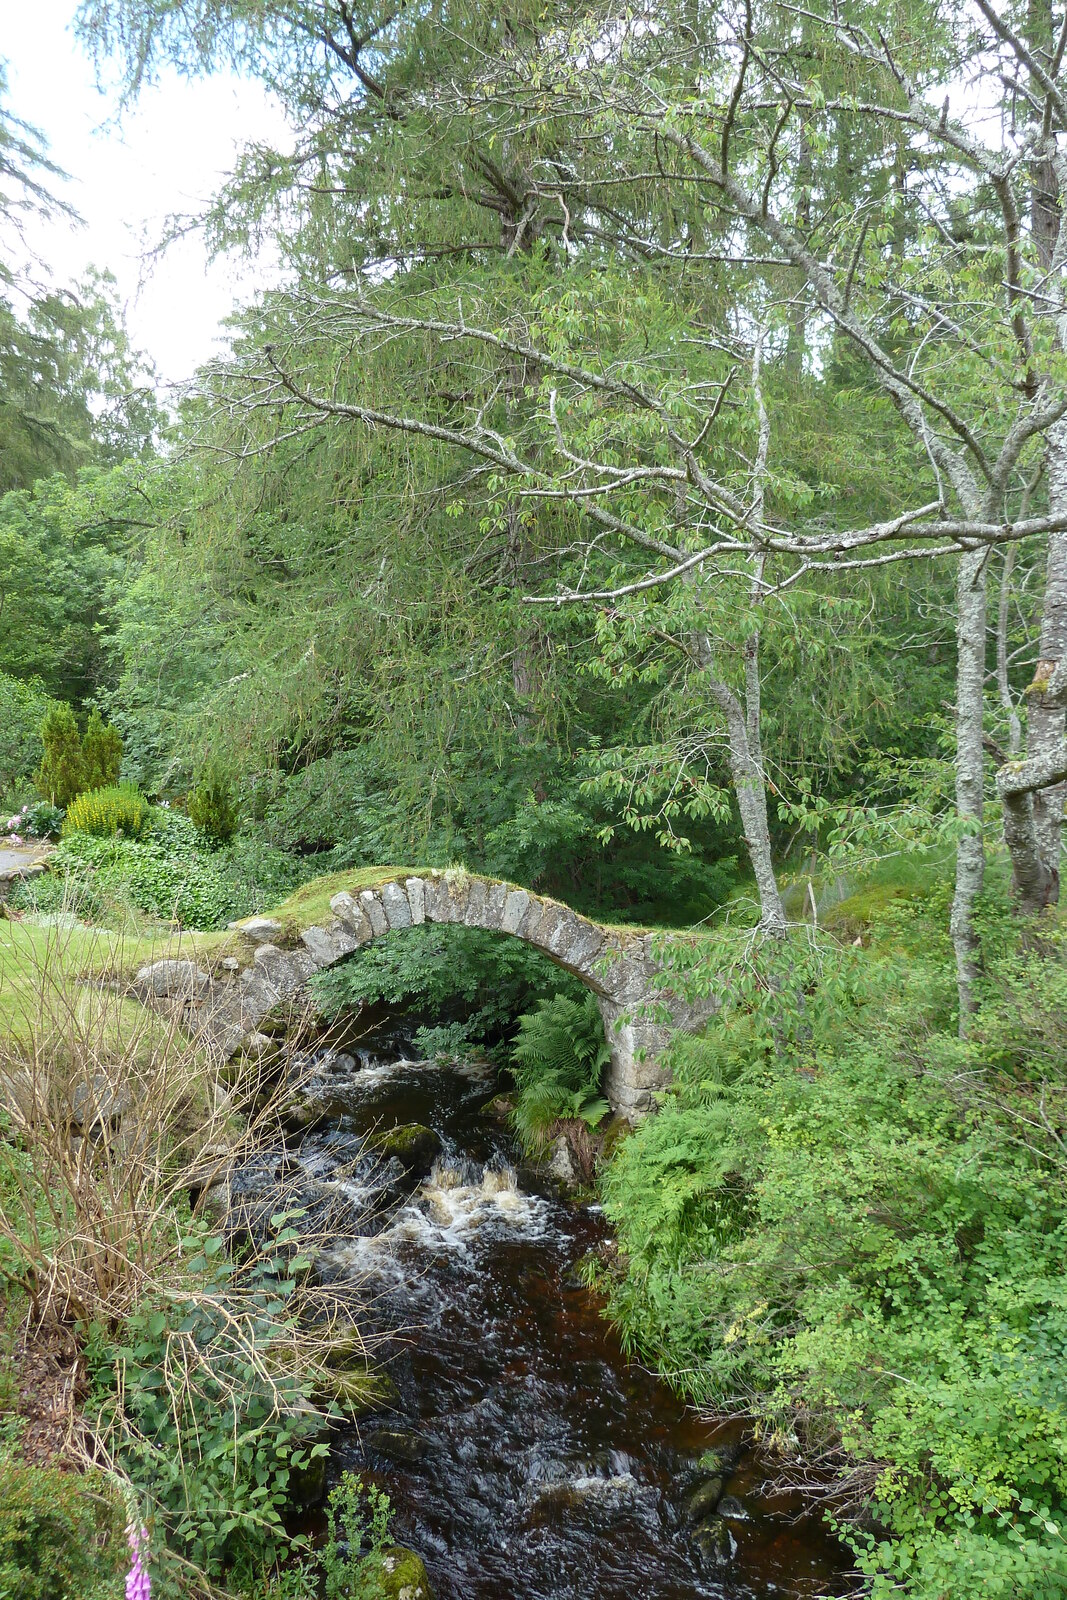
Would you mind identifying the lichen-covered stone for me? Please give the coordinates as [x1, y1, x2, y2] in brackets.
[377, 1546, 434, 1600]
[135, 959, 210, 998]
[238, 916, 283, 945]
[405, 876, 427, 924]
[301, 921, 357, 965]
[381, 881, 412, 930]
[501, 888, 530, 934]
[360, 890, 389, 935]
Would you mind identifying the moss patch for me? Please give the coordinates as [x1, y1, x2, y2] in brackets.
[378, 1545, 434, 1599]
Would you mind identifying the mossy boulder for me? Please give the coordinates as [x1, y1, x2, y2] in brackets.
[378, 1546, 434, 1599]
[367, 1121, 441, 1175]
[480, 1094, 515, 1122]
[313, 1364, 400, 1416]
[692, 1515, 733, 1565]
[683, 1474, 725, 1523]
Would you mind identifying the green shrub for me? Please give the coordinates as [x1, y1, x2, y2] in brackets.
[47, 831, 245, 929]
[320, 1474, 392, 1600]
[311, 923, 589, 1051]
[0, 1456, 124, 1600]
[510, 992, 610, 1150]
[34, 703, 84, 808]
[601, 908, 1067, 1599]
[34, 706, 124, 808]
[87, 1235, 329, 1597]
[188, 760, 239, 846]
[80, 710, 123, 793]
[63, 784, 150, 840]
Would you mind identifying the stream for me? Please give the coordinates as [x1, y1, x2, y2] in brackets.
[232, 1029, 855, 1599]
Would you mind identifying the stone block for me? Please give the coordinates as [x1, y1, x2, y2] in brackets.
[501, 888, 530, 935]
[444, 873, 472, 919]
[519, 897, 559, 947]
[238, 916, 283, 945]
[405, 877, 426, 924]
[465, 877, 488, 924]
[422, 876, 453, 922]
[135, 959, 211, 999]
[330, 892, 373, 942]
[543, 907, 583, 960]
[565, 921, 606, 971]
[301, 922, 358, 966]
[257, 946, 319, 996]
[481, 881, 508, 929]
[381, 881, 412, 930]
[359, 891, 389, 935]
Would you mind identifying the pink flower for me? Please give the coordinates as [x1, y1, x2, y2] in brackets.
[125, 1524, 151, 1600]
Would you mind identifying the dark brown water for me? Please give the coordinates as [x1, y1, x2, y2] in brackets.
[265, 1039, 855, 1599]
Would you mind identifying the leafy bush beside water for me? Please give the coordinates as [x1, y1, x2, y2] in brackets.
[601, 900, 1067, 1597]
[311, 923, 588, 1052]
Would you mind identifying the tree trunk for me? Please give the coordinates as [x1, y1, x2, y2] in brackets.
[1029, 420, 1067, 893]
[694, 630, 786, 935]
[998, 422, 1067, 911]
[950, 548, 988, 1027]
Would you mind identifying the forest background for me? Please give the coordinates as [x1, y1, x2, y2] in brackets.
[1, 0, 1067, 1596]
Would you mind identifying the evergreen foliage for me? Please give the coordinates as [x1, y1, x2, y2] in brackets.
[34, 703, 87, 808]
[187, 760, 239, 846]
[35, 705, 124, 809]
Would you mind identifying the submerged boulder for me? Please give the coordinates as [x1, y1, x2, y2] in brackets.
[692, 1514, 734, 1565]
[683, 1474, 726, 1524]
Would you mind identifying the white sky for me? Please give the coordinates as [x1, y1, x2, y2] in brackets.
[2, 0, 290, 389]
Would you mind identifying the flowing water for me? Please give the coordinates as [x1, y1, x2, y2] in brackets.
[240, 1034, 855, 1599]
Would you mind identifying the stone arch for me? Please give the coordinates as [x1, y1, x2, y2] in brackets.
[142, 871, 717, 1121]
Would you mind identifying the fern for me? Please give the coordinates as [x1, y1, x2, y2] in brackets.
[511, 993, 610, 1151]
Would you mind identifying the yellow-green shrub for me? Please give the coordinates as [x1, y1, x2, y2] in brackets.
[62, 785, 150, 841]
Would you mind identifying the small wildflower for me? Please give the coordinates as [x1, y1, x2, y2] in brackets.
[125, 1523, 151, 1600]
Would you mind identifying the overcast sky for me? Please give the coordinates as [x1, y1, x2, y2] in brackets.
[3, 0, 289, 389]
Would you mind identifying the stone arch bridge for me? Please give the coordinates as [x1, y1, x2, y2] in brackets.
[137, 871, 717, 1120]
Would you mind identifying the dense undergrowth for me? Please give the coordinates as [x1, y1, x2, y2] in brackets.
[0, 921, 397, 1599]
[600, 890, 1067, 1597]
